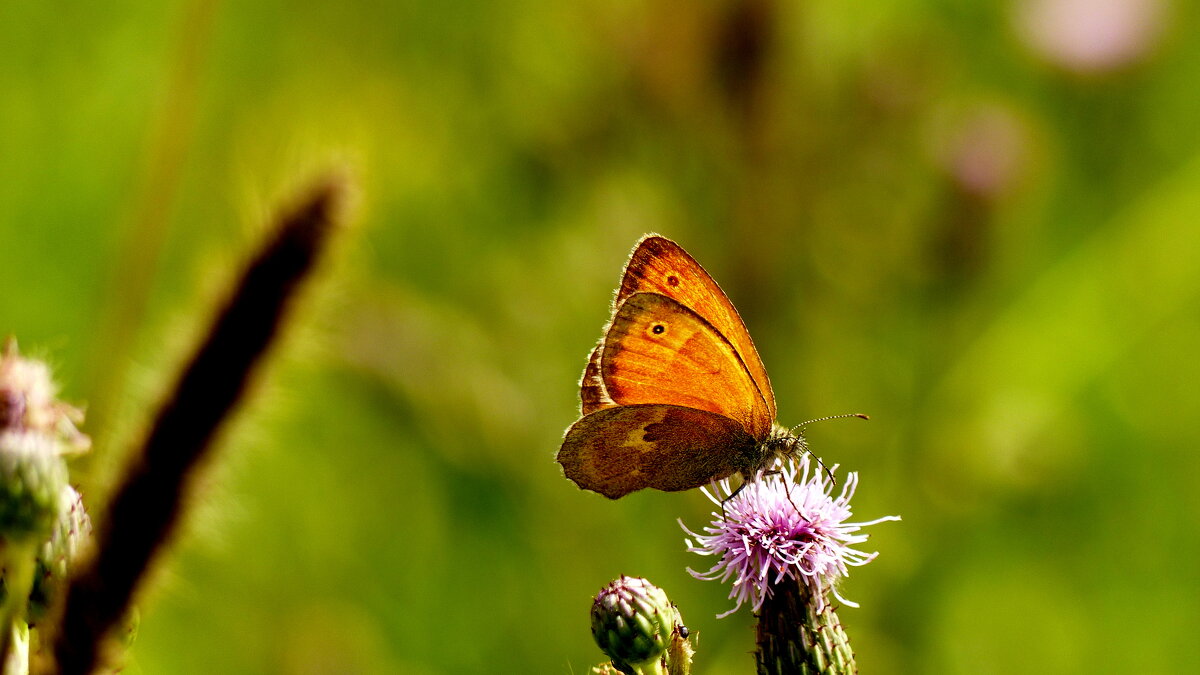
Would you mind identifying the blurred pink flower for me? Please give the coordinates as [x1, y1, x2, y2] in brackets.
[1016, 0, 1166, 73]
[941, 105, 1031, 199]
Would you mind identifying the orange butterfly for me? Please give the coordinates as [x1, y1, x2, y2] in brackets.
[558, 234, 831, 499]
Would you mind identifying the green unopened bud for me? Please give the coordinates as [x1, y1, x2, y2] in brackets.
[0, 433, 68, 541]
[590, 576, 691, 675]
[29, 485, 92, 622]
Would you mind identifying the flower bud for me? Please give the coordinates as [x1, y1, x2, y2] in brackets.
[29, 486, 93, 622]
[591, 576, 688, 675]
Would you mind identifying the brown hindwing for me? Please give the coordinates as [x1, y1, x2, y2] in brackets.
[580, 342, 616, 414]
[557, 404, 760, 499]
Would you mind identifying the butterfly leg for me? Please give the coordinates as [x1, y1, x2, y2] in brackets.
[717, 476, 752, 519]
[782, 470, 803, 518]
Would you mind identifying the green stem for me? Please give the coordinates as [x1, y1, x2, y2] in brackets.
[0, 540, 37, 673]
[1, 622, 28, 675]
[754, 579, 856, 675]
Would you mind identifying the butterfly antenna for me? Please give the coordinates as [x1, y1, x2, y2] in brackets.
[786, 413, 869, 486]
[786, 412, 869, 436]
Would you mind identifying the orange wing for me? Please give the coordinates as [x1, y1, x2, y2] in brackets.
[615, 235, 776, 418]
[600, 292, 772, 439]
[557, 404, 761, 499]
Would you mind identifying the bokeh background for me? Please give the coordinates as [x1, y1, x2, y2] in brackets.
[2, 0, 1198, 672]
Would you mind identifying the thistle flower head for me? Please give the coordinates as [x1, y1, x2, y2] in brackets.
[681, 455, 899, 618]
[0, 339, 89, 452]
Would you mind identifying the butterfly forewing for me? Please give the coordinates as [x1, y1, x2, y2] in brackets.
[558, 404, 760, 499]
[615, 235, 777, 418]
[601, 292, 773, 439]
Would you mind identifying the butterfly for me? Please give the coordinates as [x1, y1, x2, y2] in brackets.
[557, 234, 840, 499]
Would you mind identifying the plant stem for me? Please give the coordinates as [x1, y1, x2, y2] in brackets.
[754, 579, 856, 675]
[0, 541, 36, 672]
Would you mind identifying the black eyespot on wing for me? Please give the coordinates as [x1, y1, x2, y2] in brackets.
[651, 324, 666, 334]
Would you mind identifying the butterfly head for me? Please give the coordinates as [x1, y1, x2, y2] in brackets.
[758, 424, 809, 469]
[752, 414, 869, 483]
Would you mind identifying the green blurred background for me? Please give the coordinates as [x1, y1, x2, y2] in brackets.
[2, 0, 1198, 672]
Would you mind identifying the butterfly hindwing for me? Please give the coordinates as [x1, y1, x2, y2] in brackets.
[580, 342, 616, 414]
[557, 404, 760, 499]
[601, 292, 773, 439]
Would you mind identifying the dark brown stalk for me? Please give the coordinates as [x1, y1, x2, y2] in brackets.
[51, 176, 345, 674]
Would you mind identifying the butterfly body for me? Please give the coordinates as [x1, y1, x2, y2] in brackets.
[557, 234, 809, 499]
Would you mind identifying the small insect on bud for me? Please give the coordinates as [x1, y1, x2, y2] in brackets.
[590, 576, 690, 675]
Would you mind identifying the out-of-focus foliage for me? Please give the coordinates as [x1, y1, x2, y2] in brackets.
[1, 0, 1197, 672]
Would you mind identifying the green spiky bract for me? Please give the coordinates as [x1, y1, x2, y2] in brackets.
[590, 576, 692, 675]
[755, 578, 856, 675]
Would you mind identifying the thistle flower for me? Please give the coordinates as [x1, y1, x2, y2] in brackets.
[0, 341, 92, 670]
[681, 455, 898, 674]
[681, 455, 898, 618]
[0, 340, 89, 452]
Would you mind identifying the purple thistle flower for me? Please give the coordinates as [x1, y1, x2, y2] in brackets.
[681, 454, 899, 618]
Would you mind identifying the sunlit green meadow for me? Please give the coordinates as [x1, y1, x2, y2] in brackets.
[2, 1, 1198, 672]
